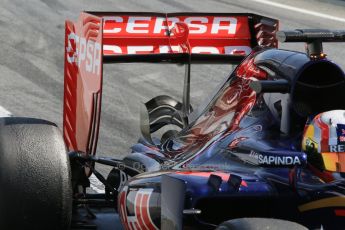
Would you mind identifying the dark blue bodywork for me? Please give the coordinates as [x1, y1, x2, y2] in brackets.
[120, 47, 345, 229]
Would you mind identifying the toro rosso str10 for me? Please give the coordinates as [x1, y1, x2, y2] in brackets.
[1, 11, 345, 230]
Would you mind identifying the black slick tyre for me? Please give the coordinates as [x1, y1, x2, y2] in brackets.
[0, 117, 72, 229]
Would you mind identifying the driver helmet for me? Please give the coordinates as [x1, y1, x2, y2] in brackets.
[302, 110, 345, 173]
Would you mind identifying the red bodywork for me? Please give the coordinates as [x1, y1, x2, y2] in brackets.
[64, 12, 103, 155]
[63, 12, 278, 155]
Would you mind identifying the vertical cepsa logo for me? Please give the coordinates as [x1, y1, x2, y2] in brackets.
[66, 32, 101, 75]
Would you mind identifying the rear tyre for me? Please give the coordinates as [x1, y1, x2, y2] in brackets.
[216, 218, 307, 230]
[0, 117, 72, 229]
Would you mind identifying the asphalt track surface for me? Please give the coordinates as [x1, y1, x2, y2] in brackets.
[0, 0, 345, 228]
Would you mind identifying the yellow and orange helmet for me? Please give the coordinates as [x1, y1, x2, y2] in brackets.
[302, 110, 345, 173]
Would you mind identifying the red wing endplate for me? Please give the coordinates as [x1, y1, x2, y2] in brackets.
[64, 12, 103, 154]
[63, 12, 278, 155]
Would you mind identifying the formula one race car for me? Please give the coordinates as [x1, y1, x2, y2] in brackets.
[1, 11, 345, 230]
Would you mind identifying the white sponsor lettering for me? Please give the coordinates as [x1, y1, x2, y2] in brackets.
[103, 45, 122, 54]
[153, 17, 166, 34]
[66, 32, 101, 75]
[253, 153, 302, 165]
[250, 150, 259, 159]
[86, 40, 94, 72]
[103, 16, 123, 33]
[78, 37, 87, 67]
[127, 46, 154, 54]
[126, 16, 151, 34]
[260, 155, 301, 165]
[329, 145, 345, 152]
[153, 17, 179, 34]
[211, 17, 237, 34]
[191, 46, 220, 54]
[92, 42, 101, 74]
[184, 17, 208, 34]
[159, 45, 180, 53]
[104, 16, 238, 35]
[103, 45, 250, 55]
[66, 32, 77, 63]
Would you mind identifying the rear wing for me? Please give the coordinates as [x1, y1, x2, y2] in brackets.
[63, 12, 279, 154]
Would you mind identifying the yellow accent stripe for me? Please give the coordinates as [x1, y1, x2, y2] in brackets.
[298, 196, 345, 212]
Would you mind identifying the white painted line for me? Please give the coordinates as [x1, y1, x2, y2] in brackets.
[249, 0, 345, 23]
[0, 105, 12, 117]
[89, 173, 105, 194]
